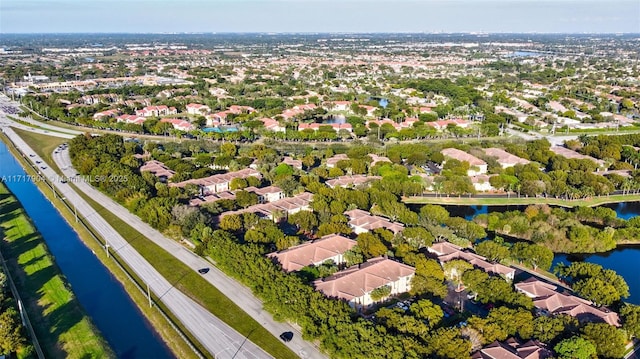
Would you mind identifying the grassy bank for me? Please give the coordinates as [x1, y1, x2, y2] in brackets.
[7, 129, 297, 358]
[76, 191, 298, 359]
[1, 132, 200, 359]
[404, 194, 640, 208]
[11, 128, 66, 172]
[0, 182, 113, 359]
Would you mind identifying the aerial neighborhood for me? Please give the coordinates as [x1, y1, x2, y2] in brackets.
[0, 31, 639, 359]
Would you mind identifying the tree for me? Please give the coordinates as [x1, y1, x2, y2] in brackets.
[370, 285, 392, 302]
[426, 327, 472, 359]
[443, 260, 474, 290]
[235, 190, 259, 209]
[532, 314, 579, 343]
[410, 299, 444, 327]
[0, 308, 25, 355]
[581, 323, 627, 359]
[219, 214, 243, 232]
[573, 277, 621, 306]
[475, 241, 510, 262]
[357, 232, 388, 259]
[620, 304, 640, 339]
[288, 211, 318, 234]
[419, 204, 450, 226]
[401, 227, 434, 249]
[554, 336, 597, 359]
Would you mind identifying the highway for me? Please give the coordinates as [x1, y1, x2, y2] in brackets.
[0, 96, 326, 359]
[0, 125, 271, 359]
[53, 147, 326, 359]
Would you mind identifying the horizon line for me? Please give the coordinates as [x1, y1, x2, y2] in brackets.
[2, 31, 639, 35]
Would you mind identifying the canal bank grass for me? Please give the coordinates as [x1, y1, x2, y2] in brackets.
[0, 182, 114, 359]
[11, 128, 66, 171]
[2, 132, 200, 359]
[8, 130, 296, 358]
[404, 194, 640, 208]
[76, 192, 299, 359]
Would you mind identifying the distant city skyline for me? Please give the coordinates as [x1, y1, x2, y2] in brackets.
[1, 0, 639, 34]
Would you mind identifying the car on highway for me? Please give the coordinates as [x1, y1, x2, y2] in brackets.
[198, 268, 210, 274]
[279, 331, 293, 342]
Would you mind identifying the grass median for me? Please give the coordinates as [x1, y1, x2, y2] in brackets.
[3, 131, 201, 359]
[77, 190, 298, 359]
[8, 129, 298, 358]
[0, 182, 113, 359]
[404, 194, 640, 208]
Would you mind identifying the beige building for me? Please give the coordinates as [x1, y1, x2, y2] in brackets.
[313, 257, 415, 311]
[268, 234, 357, 272]
[441, 148, 488, 176]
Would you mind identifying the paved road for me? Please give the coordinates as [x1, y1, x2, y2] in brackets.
[0, 125, 271, 359]
[54, 147, 326, 359]
[0, 95, 326, 359]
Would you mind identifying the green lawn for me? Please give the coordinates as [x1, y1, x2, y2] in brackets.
[404, 194, 640, 208]
[0, 182, 114, 359]
[77, 192, 299, 359]
[6, 129, 203, 359]
[11, 128, 66, 172]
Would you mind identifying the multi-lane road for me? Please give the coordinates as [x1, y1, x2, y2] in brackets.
[0, 95, 326, 359]
[0, 124, 272, 359]
[53, 148, 324, 359]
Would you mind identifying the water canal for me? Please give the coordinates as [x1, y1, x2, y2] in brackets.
[0, 141, 173, 358]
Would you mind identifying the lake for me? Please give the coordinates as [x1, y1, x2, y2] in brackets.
[438, 203, 640, 305]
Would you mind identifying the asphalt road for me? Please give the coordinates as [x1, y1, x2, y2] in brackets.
[0, 124, 272, 359]
[0, 95, 326, 359]
[54, 147, 326, 359]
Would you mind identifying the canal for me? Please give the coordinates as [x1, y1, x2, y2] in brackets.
[0, 141, 173, 358]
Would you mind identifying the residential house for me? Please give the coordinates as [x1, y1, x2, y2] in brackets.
[313, 257, 415, 311]
[441, 148, 488, 176]
[188, 191, 236, 207]
[298, 122, 353, 133]
[426, 119, 471, 131]
[368, 153, 392, 166]
[258, 117, 286, 133]
[221, 192, 314, 221]
[283, 156, 303, 170]
[135, 105, 177, 117]
[471, 338, 552, 359]
[550, 146, 605, 168]
[139, 160, 175, 181]
[245, 186, 285, 203]
[268, 234, 357, 272]
[515, 277, 620, 327]
[344, 209, 405, 234]
[160, 118, 195, 132]
[170, 168, 262, 194]
[483, 148, 530, 168]
[326, 175, 381, 188]
[117, 114, 146, 125]
[326, 154, 349, 168]
[471, 174, 495, 192]
[93, 109, 120, 121]
[428, 242, 515, 281]
[186, 103, 211, 115]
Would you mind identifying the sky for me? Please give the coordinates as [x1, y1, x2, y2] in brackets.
[1, 0, 639, 34]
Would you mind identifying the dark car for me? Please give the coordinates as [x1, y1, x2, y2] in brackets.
[198, 268, 210, 274]
[279, 331, 293, 342]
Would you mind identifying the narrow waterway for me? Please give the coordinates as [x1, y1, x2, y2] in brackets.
[0, 141, 173, 358]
